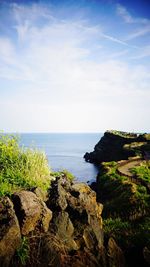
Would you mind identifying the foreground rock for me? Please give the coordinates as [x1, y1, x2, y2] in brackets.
[0, 197, 21, 267]
[44, 177, 105, 266]
[12, 190, 52, 235]
[43, 176, 125, 267]
[0, 176, 125, 266]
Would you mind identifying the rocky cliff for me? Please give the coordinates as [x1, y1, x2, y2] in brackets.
[0, 174, 125, 267]
[84, 130, 150, 164]
[84, 130, 150, 267]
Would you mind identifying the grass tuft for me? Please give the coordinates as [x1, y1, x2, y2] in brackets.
[0, 133, 51, 196]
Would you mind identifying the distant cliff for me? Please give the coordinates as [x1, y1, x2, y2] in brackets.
[84, 130, 150, 267]
[84, 130, 150, 164]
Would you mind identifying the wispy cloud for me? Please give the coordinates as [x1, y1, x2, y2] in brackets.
[116, 4, 149, 24]
[101, 33, 129, 46]
[116, 4, 134, 23]
[116, 3, 150, 41]
[125, 25, 150, 40]
[11, 2, 53, 24]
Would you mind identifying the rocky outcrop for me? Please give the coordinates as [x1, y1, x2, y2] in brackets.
[43, 177, 125, 267]
[45, 177, 105, 265]
[84, 130, 150, 164]
[0, 197, 21, 267]
[0, 176, 125, 267]
[0, 192, 52, 267]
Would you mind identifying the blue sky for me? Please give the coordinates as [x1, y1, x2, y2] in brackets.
[0, 0, 150, 132]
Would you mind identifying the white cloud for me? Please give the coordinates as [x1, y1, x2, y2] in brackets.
[116, 4, 134, 23]
[12, 2, 53, 24]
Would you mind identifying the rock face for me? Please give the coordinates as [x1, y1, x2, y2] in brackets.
[44, 177, 105, 266]
[84, 130, 150, 164]
[42, 177, 125, 267]
[12, 190, 52, 235]
[0, 197, 21, 267]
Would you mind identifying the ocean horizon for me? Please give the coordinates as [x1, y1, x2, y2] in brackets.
[18, 133, 103, 182]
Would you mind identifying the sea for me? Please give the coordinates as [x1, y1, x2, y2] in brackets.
[19, 133, 103, 183]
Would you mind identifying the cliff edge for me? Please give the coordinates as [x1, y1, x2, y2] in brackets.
[84, 130, 150, 164]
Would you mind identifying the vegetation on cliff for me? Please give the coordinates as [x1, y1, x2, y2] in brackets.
[97, 162, 150, 266]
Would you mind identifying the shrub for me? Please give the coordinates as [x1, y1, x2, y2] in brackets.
[103, 218, 132, 246]
[52, 169, 75, 181]
[16, 236, 29, 265]
[61, 169, 75, 181]
[104, 217, 131, 235]
[0, 133, 51, 196]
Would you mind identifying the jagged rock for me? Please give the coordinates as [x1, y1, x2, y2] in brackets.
[67, 183, 103, 248]
[54, 211, 78, 251]
[71, 183, 103, 215]
[12, 190, 52, 235]
[42, 235, 99, 267]
[83, 226, 97, 250]
[41, 233, 65, 267]
[88, 214, 103, 248]
[47, 177, 70, 211]
[107, 237, 125, 267]
[143, 246, 150, 264]
[46, 177, 105, 266]
[33, 187, 48, 202]
[0, 197, 21, 267]
[41, 201, 53, 232]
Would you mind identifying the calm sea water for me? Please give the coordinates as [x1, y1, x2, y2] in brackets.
[19, 133, 102, 182]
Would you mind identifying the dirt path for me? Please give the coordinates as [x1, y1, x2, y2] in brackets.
[117, 159, 143, 177]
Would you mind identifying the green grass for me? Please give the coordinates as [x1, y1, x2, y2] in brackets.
[103, 217, 150, 248]
[131, 162, 150, 182]
[103, 218, 131, 246]
[98, 160, 150, 251]
[52, 169, 75, 181]
[16, 236, 29, 265]
[0, 133, 51, 196]
[98, 161, 150, 218]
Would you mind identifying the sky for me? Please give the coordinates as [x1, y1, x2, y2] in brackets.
[0, 0, 150, 133]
